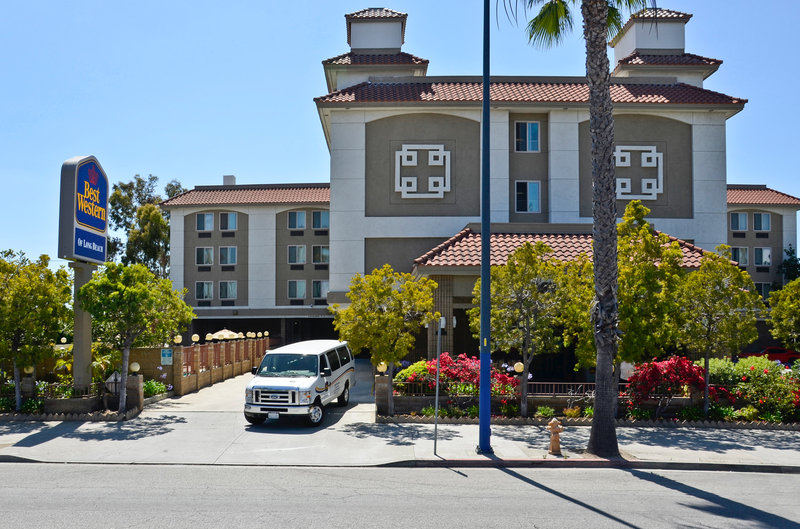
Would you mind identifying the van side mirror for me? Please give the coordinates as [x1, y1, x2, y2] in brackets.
[321, 367, 332, 378]
[251, 367, 258, 375]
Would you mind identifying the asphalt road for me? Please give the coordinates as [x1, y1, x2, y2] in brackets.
[1, 464, 798, 529]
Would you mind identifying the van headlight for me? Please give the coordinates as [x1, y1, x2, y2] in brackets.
[245, 389, 253, 402]
[298, 390, 312, 404]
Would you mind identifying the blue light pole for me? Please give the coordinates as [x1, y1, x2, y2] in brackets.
[477, 0, 492, 454]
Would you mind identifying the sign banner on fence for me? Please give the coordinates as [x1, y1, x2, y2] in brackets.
[161, 348, 174, 366]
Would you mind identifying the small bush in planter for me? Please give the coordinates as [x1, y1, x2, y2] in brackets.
[583, 406, 594, 418]
[563, 406, 582, 418]
[535, 406, 555, 418]
[143, 379, 167, 398]
[677, 405, 704, 422]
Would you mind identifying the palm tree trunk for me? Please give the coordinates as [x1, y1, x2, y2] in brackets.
[583, 0, 620, 458]
[119, 345, 130, 414]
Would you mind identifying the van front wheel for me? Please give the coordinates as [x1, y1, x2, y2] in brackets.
[307, 402, 325, 426]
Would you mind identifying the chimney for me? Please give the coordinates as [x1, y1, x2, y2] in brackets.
[223, 174, 236, 186]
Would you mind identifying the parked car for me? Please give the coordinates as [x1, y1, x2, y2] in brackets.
[737, 347, 800, 367]
[244, 340, 355, 426]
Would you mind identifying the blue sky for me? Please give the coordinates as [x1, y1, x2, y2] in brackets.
[2, 1, 798, 266]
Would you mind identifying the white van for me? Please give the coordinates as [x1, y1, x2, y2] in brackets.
[244, 339, 355, 426]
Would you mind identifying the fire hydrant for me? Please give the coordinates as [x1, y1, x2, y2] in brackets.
[546, 418, 564, 456]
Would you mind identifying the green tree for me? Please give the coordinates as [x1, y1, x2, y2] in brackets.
[616, 200, 685, 362]
[330, 264, 438, 415]
[469, 242, 567, 417]
[124, 203, 171, 278]
[77, 263, 194, 413]
[0, 251, 72, 410]
[107, 174, 185, 273]
[505, 0, 654, 457]
[768, 277, 800, 349]
[677, 246, 765, 416]
[777, 245, 800, 283]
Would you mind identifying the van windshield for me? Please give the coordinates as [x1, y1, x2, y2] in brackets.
[256, 354, 318, 377]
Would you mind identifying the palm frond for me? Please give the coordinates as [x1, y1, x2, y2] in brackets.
[525, 0, 574, 48]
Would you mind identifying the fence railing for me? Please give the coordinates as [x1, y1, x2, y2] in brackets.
[392, 380, 629, 400]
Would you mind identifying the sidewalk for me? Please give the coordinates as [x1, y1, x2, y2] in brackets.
[1, 363, 799, 472]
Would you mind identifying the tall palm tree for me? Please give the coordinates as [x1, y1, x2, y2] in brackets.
[504, 0, 654, 457]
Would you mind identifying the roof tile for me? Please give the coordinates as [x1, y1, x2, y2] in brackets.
[316, 79, 746, 106]
[617, 52, 721, 67]
[161, 183, 330, 207]
[323, 52, 428, 66]
[727, 184, 800, 206]
[413, 227, 707, 269]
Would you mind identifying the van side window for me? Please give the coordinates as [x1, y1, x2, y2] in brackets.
[337, 346, 352, 366]
[326, 350, 341, 371]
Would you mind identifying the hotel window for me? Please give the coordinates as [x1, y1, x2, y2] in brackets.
[195, 281, 213, 300]
[754, 282, 771, 300]
[288, 211, 306, 229]
[312, 245, 330, 264]
[730, 212, 747, 231]
[220, 212, 237, 231]
[313, 280, 329, 300]
[196, 247, 213, 265]
[288, 280, 306, 299]
[313, 210, 330, 229]
[730, 247, 748, 267]
[219, 246, 237, 265]
[753, 213, 771, 232]
[515, 121, 540, 153]
[288, 245, 306, 264]
[219, 281, 237, 300]
[196, 213, 213, 231]
[754, 248, 772, 266]
[515, 181, 541, 213]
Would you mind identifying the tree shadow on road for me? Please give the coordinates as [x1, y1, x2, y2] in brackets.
[337, 423, 462, 446]
[626, 468, 800, 529]
[9, 415, 188, 446]
[616, 427, 800, 453]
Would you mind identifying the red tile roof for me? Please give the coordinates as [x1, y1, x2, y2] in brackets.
[616, 52, 721, 67]
[345, 8, 406, 20]
[413, 227, 707, 270]
[610, 8, 693, 47]
[323, 52, 428, 66]
[161, 183, 330, 207]
[345, 8, 407, 46]
[727, 185, 800, 206]
[315, 79, 746, 107]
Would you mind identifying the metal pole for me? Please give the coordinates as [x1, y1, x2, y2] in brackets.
[434, 317, 443, 456]
[477, 0, 493, 454]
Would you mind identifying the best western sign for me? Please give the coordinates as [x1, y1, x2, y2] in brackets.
[58, 155, 109, 264]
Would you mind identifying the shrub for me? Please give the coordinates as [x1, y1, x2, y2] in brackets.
[626, 356, 705, 418]
[627, 405, 653, 420]
[563, 406, 582, 418]
[534, 405, 555, 418]
[393, 352, 519, 396]
[143, 379, 167, 398]
[0, 396, 14, 412]
[20, 398, 43, 414]
[677, 405, 704, 422]
[733, 356, 799, 421]
[498, 400, 518, 417]
[420, 405, 435, 416]
[583, 406, 594, 418]
[734, 405, 760, 422]
[705, 358, 739, 387]
[708, 403, 735, 422]
[466, 405, 479, 418]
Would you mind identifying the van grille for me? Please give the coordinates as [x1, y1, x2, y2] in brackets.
[253, 388, 296, 405]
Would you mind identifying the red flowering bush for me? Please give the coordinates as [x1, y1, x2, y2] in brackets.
[733, 356, 800, 422]
[626, 356, 705, 418]
[394, 352, 519, 396]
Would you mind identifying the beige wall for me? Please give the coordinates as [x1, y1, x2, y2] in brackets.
[509, 113, 549, 223]
[579, 115, 693, 218]
[184, 210, 249, 306]
[365, 113, 480, 217]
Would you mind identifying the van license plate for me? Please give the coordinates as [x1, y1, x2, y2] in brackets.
[268, 412, 279, 419]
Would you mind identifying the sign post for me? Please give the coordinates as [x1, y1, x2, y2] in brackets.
[58, 156, 109, 389]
